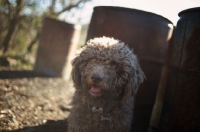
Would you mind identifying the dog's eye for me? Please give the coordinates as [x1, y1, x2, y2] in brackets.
[114, 65, 120, 70]
[115, 65, 125, 76]
[109, 61, 118, 69]
[109, 61, 125, 76]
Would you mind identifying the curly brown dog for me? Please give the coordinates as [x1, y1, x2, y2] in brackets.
[68, 37, 145, 132]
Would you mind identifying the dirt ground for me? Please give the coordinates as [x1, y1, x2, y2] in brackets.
[0, 69, 74, 132]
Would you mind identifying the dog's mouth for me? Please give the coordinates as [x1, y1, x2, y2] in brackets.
[89, 86, 103, 97]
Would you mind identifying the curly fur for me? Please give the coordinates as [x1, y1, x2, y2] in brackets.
[68, 37, 145, 132]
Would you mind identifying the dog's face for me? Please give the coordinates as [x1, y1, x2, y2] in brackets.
[82, 59, 126, 98]
[72, 37, 144, 102]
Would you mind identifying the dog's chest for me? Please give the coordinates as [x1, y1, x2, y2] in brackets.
[77, 105, 125, 130]
[68, 93, 133, 132]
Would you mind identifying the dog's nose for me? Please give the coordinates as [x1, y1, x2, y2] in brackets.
[91, 73, 103, 83]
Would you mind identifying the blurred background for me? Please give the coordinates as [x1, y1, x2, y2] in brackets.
[0, 0, 199, 70]
[0, 1, 200, 131]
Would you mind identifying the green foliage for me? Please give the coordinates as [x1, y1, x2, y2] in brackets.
[0, 54, 34, 70]
[0, 0, 88, 69]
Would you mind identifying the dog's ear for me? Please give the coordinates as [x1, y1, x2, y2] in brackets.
[71, 55, 82, 89]
[122, 65, 145, 104]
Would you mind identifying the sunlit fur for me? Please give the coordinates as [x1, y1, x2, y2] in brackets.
[68, 37, 145, 132]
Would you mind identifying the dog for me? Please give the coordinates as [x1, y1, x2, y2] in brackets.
[67, 37, 145, 132]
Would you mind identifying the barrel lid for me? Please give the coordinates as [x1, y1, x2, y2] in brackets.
[178, 7, 200, 16]
[94, 6, 173, 24]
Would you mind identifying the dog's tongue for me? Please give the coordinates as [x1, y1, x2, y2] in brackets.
[90, 86, 101, 93]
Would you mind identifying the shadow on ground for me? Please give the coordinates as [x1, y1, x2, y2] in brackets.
[3, 119, 68, 132]
[0, 70, 52, 79]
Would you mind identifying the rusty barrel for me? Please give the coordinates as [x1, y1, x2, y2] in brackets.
[34, 17, 81, 80]
[86, 6, 174, 131]
[160, 7, 200, 131]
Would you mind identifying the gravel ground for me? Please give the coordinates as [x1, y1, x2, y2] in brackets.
[0, 70, 74, 132]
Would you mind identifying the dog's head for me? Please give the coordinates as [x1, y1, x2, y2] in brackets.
[71, 37, 145, 104]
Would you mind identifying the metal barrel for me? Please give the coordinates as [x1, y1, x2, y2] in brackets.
[34, 17, 81, 80]
[160, 7, 200, 131]
[86, 6, 174, 131]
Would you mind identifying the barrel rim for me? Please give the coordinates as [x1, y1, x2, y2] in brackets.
[93, 6, 173, 24]
[44, 17, 81, 29]
[178, 7, 200, 16]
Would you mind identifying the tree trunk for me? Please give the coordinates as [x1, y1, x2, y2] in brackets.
[0, 0, 23, 53]
[27, 32, 40, 53]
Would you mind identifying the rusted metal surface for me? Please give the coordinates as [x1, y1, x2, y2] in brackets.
[148, 25, 175, 132]
[160, 7, 200, 131]
[86, 6, 174, 131]
[34, 17, 81, 80]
